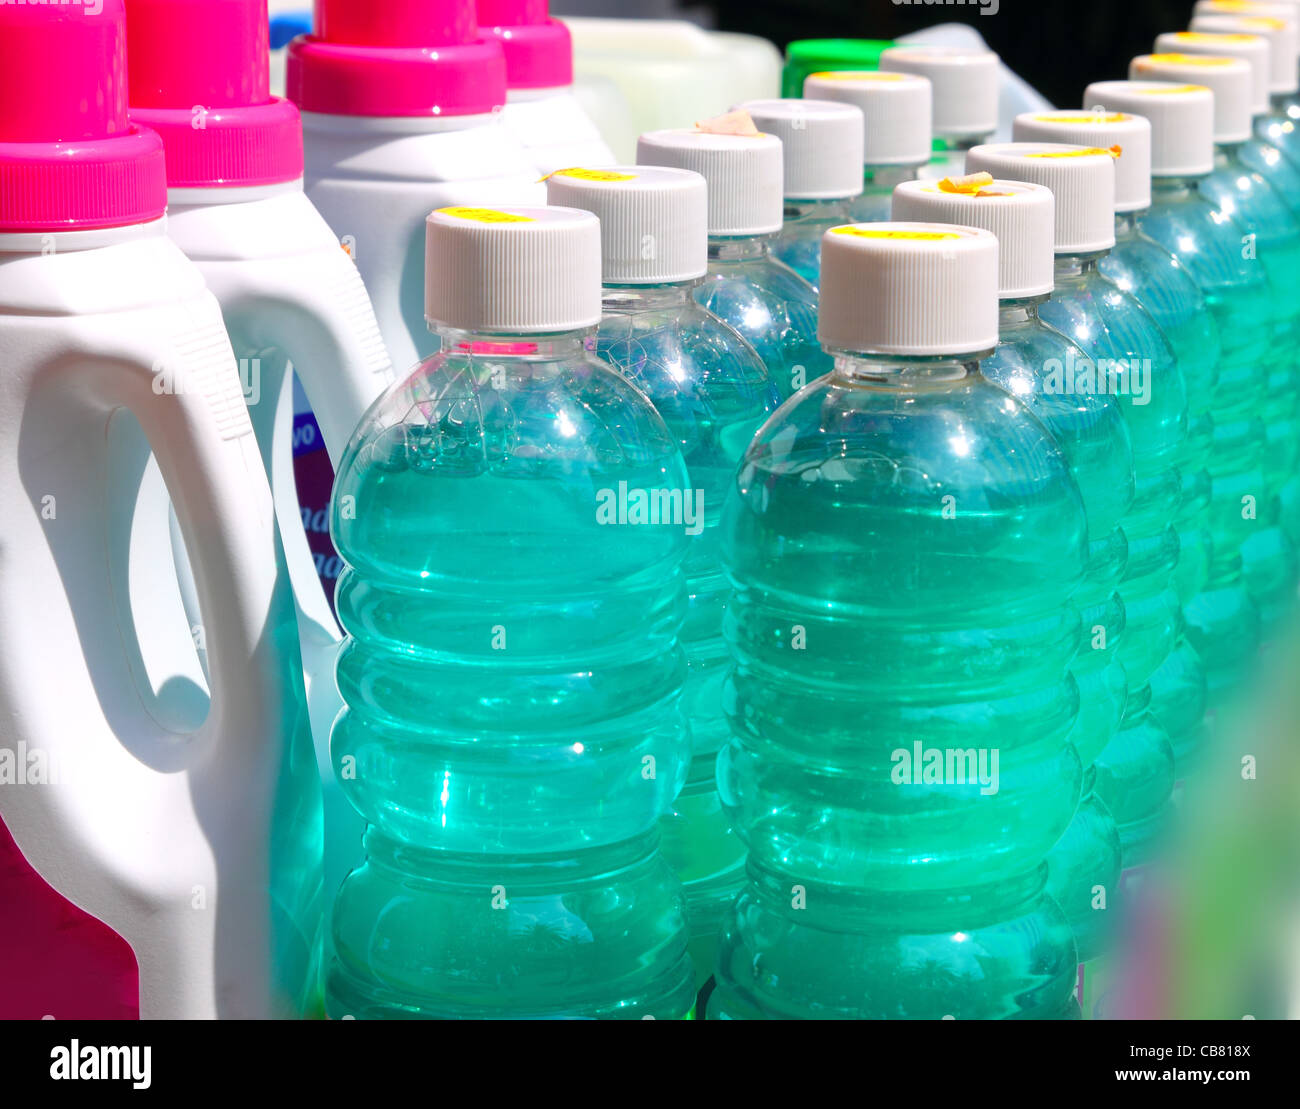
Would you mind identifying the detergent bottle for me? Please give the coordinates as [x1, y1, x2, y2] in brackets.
[0, 0, 321, 1019]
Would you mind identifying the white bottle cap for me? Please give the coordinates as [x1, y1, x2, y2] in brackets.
[1193, 0, 1300, 29]
[636, 128, 784, 236]
[1192, 13, 1300, 94]
[545, 165, 707, 285]
[801, 70, 934, 167]
[818, 222, 999, 356]
[966, 143, 1117, 254]
[1083, 80, 1216, 176]
[424, 206, 602, 334]
[1130, 53, 1254, 141]
[1014, 109, 1153, 212]
[891, 178, 1055, 299]
[1155, 31, 1271, 112]
[878, 45, 1000, 139]
[736, 98, 865, 199]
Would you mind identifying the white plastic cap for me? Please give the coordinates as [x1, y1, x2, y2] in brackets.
[545, 166, 707, 285]
[966, 143, 1117, 253]
[1083, 80, 1216, 176]
[1192, 13, 1300, 94]
[818, 221, 999, 356]
[802, 70, 934, 167]
[1155, 31, 1271, 111]
[424, 206, 602, 333]
[1013, 110, 1152, 212]
[636, 128, 784, 236]
[1130, 53, 1254, 141]
[891, 179, 1055, 299]
[1193, 0, 1300, 29]
[737, 98, 865, 199]
[878, 45, 1000, 139]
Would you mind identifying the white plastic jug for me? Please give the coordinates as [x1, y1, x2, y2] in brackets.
[288, 0, 544, 370]
[0, 0, 321, 1020]
[127, 0, 395, 903]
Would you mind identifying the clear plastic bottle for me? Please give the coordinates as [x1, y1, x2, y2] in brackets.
[1131, 54, 1300, 639]
[892, 177, 1134, 965]
[1013, 110, 1221, 781]
[712, 223, 1088, 1020]
[879, 45, 999, 180]
[545, 166, 780, 989]
[325, 206, 695, 1018]
[739, 99, 864, 288]
[969, 143, 1188, 869]
[803, 70, 934, 225]
[1086, 81, 1271, 708]
[637, 129, 829, 400]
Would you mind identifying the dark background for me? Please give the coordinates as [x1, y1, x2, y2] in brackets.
[553, 0, 1203, 110]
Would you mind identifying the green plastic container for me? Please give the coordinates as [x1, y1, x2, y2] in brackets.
[781, 38, 895, 97]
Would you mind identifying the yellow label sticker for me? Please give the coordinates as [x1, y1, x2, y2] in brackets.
[1026, 146, 1122, 159]
[937, 172, 999, 196]
[545, 167, 638, 183]
[809, 70, 906, 81]
[1230, 17, 1285, 29]
[1143, 53, 1239, 66]
[437, 206, 534, 223]
[1174, 31, 1260, 43]
[1034, 112, 1130, 123]
[1137, 84, 1210, 95]
[833, 227, 961, 240]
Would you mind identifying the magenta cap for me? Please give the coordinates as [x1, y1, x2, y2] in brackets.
[477, 0, 573, 89]
[126, 0, 303, 188]
[0, 0, 166, 232]
[287, 0, 509, 119]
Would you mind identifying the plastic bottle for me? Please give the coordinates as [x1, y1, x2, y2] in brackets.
[636, 129, 828, 400]
[476, 1, 615, 174]
[287, 0, 543, 371]
[1129, 53, 1300, 640]
[892, 179, 1133, 966]
[1083, 81, 1273, 710]
[967, 143, 1187, 870]
[325, 205, 695, 1019]
[545, 165, 779, 990]
[0, 0, 320, 1019]
[126, 0, 393, 905]
[712, 222, 1087, 1019]
[737, 99, 865, 287]
[879, 45, 1000, 179]
[802, 70, 934, 224]
[1012, 111, 1221, 780]
[781, 38, 894, 96]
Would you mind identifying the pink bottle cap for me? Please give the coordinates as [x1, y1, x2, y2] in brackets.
[287, 0, 508, 119]
[477, 0, 573, 89]
[126, 0, 304, 189]
[0, 0, 166, 232]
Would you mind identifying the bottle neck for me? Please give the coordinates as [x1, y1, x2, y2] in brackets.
[863, 164, 922, 191]
[1053, 250, 1108, 279]
[599, 280, 697, 313]
[432, 326, 592, 364]
[707, 234, 773, 262]
[827, 349, 987, 387]
[1150, 174, 1208, 202]
[939, 132, 994, 155]
[1114, 210, 1148, 240]
[782, 196, 853, 222]
[1214, 142, 1245, 168]
[998, 294, 1049, 325]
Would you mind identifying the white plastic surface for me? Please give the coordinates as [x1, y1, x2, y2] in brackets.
[501, 85, 617, 175]
[0, 219, 319, 1018]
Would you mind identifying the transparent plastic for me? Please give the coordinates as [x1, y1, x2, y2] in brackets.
[324, 329, 696, 1018]
[981, 297, 1133, 962]
[695, 236, 830, 401]
[1254, 97, 1300, 174]
[592, 282, 780, 987]
[847, 165, 920, 224]
[770, 197, 855, 288]
[1039, 253, 1186, 867]
[1197, 145, 1300, 640]
[711, 350, 1089, 1019]
[918, 134, 992, 182]
[1100, 213, 1220, 781]
[1137, 174, 1271, 704]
